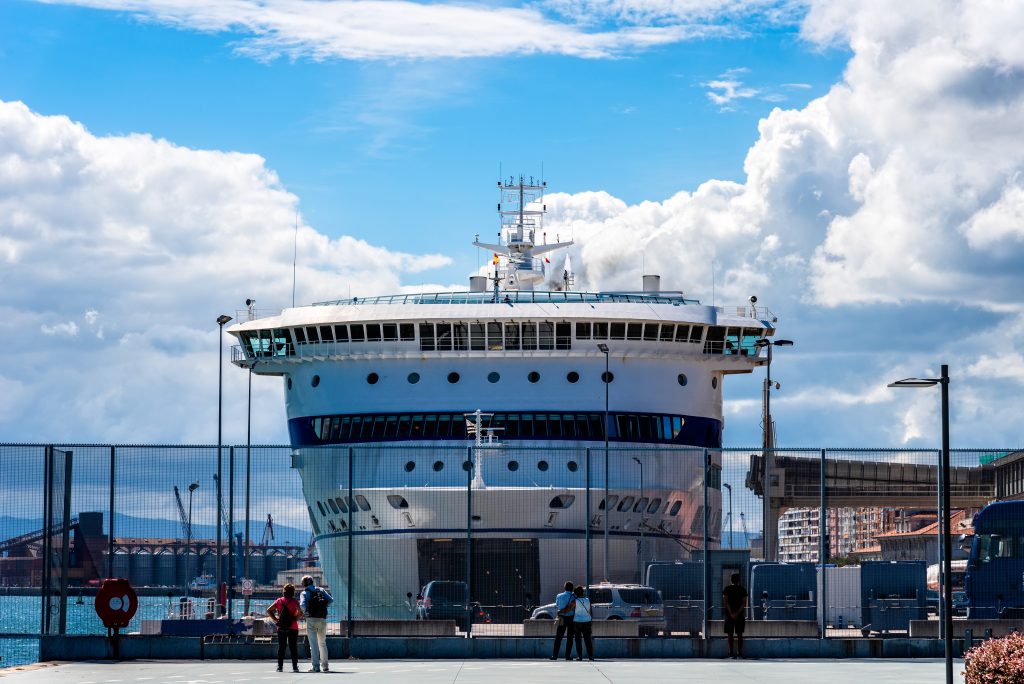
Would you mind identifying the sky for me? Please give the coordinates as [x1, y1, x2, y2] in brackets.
[1, 0, 1023, 451]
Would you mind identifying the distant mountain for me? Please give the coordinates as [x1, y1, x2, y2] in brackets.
[0, 513, 311, 547]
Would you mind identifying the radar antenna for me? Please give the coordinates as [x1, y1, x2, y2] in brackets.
[473, 175, 573, 292]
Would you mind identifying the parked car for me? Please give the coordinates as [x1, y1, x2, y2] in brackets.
[416, 580, 490, 630]
[530, 583, 667, 636]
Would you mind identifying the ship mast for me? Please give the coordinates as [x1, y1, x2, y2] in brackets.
[473, 175, 573, 292]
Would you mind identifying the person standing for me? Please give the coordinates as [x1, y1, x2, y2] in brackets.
[268, 583, 303, 672]
[300, 575, 334, 673]
[722, 573, 749, 659]
[570, 586, 594, 661]
[550, 581, 576, 660]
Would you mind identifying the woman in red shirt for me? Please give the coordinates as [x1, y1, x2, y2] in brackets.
[267, 583, 304, 672]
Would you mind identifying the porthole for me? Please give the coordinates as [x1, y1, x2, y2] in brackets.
[601, 371, 615, 383]
[487, 372, 500, 383]
[528, 371, 541, 383]
[447, 372, 460, 384]
[567, 461, 579, 472]
[677, 373, 688, 386]
[711, 376, 718, 389]
[367, 372, 380, 385]
[507, 460, 519, 472]
[287, 377, 293, 390]
[404, 461, 416, 473]
[387, 495, 410, 509]
[311, 375, 321, 388]
[407, 372, 420, 384]
[537, 460, 549, 472]
[462, 460, 473, 472]
[566, 371, 580, 383]
[433, 460, 445, 471]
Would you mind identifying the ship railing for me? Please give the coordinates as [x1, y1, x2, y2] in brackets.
[312, 291, 702, 307]
[233, 308, 282, 322]
[713, 305, 775, 321]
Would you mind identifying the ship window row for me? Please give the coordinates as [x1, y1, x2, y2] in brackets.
[238, 322, 764, 357]
[308, 411, 722, 448]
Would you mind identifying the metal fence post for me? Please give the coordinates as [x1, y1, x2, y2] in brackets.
[58, 450, 73, 635]
[347, 447, 353, 639]
[702, 448, 709, 646]
[819, 448, 826, 640]
[585, 447, 592, 591]
[40, 445, 51, 636]
[228, 445, 235, 619]
[466, 446, 473, 638]
[936, 448, 945, 641]
[108, 446, 116, 579]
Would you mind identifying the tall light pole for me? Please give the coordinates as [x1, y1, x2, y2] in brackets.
[754, 338, 793, 562]
[597, 343, 610, 581]
[186, 481, 199, 600]
[632, 456, 644, 582]
[888, 365, 953, 684]
[723, 483, 733, 549]
[216, 314, 232, 616]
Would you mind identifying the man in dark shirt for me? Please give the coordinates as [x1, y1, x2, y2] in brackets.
[722, 572, 748, 659]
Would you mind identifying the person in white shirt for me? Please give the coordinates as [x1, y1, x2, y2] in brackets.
[570, 585, 594, 661]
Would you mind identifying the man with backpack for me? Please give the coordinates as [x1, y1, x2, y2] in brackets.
[300, 575, 334, 673]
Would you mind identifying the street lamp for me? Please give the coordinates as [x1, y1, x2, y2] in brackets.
[597, 343, 610, 581]
[632, 457, 644, 582]
[186, 481, 199, 600]
[216, 314, 232, 616]
[723, 483, 733, 549]
[888, 365, 952, 684]
[754, 338, 793, 562]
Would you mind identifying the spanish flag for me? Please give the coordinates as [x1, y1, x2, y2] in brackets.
[492, 254, 500, 265]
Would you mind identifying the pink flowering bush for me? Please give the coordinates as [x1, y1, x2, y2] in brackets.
[964, 631, 1024, 683]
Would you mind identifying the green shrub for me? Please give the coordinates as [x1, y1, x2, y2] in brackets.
[963, 631, 1024, 683]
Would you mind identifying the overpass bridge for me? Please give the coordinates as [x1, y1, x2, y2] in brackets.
[745, 452, 997, 559]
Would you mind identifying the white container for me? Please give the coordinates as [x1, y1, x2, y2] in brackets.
[817, 565, 862, 628]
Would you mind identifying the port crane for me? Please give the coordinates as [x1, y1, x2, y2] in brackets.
[173, 486, 191, 540]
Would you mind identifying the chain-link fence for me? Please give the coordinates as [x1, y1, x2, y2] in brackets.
[0, 443, 1018, 665]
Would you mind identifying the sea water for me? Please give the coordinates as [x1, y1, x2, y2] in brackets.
[0, 594, 283, 669]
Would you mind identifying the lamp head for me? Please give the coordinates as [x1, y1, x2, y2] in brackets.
[748, 295, 757, 304]
[632, 456, 641, 465]
[217, 314, 232, 326]
[888, 378, 939, 388]
[597, 343, 609, 354]
[188, 481, 200, 492]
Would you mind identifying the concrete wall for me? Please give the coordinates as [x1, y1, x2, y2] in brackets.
[39, 634, 962, 662]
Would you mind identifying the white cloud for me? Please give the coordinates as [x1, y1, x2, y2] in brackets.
[704, 77, 760, 108]
[40, 321, 79, 337]
[0, 99, 451, 443]
[33, 0, 752, 61]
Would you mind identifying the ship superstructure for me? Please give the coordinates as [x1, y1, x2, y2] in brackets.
[228, 177, 775, 620]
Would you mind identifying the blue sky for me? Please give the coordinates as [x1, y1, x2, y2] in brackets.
[1, 0, 1023, 451]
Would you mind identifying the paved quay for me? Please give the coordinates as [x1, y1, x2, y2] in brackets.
[0, 658, 962, 683]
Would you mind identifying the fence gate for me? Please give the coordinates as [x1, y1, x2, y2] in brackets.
[40, 447, 73, 636]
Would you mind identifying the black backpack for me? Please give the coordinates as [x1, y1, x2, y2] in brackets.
[306, 587, 329, 618]
[277, 598, 298, 630]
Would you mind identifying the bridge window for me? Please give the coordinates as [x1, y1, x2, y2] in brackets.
[647, 498, 662, 514]
[354, 495, 371, 511]
[327, 498, 340, 515]
[316, 501, 326, 516]
[634, 497, 649, 513]
[335, 325, 349, 342]
[436, 323, 452, 350]
[487, 322, 503, 350]
[643, 324, 659, 341]
[320, 325, 334, 342]
[599, 495, 619, 511]
[593, 322, 609, 339]
[538, 322, 554, 349]
[293, 327, 307, 344]
[419, 324, 435, 351]
[627, 323, 642, 340]
[576, 322, 591, 339]
[505, 323, 520, 350]
[399, 323, 415, 341]
[556, 322, 571, 350]
[675, 325, 690, 342]
[669, 501, 682, 516]
[453, 323, 468, 350]
[470, 323, 485, 350]
[522, 322, 538, 350]
[610, 322, 626, 340]
[617, 496, 635, 512]
[364, 323, 380, 341]
[307, 326, 320, 343]
[660, 325, 675, 342]
[350, 324, 365, 342]
[689, 325, 704, 343]
[549, 495, 575, 509]
[334, 497, 349, 514]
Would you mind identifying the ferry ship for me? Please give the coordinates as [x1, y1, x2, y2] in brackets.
[228, 177, 775, 620]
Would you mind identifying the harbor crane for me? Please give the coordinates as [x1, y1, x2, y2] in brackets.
[260, 514, 275, 546]
[173, 486, 191, 539]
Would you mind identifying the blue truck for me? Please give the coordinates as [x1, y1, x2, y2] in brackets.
[965, 501, 1024, 619]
